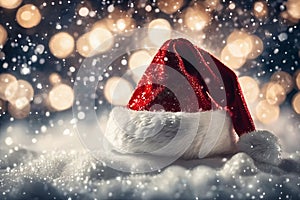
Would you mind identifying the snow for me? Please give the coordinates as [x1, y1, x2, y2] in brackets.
[1, 145, 300, 199]
[0, 109, 299, 199]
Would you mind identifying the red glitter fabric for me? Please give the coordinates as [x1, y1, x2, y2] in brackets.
[127, 38, 255, 136]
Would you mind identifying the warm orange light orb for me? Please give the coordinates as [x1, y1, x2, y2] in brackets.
[49, 73, 62, 86]
[76, 27, 114, 57]
[247, 35, 264, 59]
[49, 32, 75, 59]
[184, 5, 210, 31]
[221, 45, 246, 69]
[286, 0, 300, 20]
[0, 0, 22, 9]
[265, 82, 286, 105]
[295, 71, 300, 89]
[48, 84, 74, 111]
[8, 101, 30, 119]
[255, 100, 280, 124]
[0, 24, 8, 47]
[5, 80, 34, 106]
[88, 27, 114, 54]
[238, 76, 259, 103]
[227, 39, 252, 58]
[227, 30, 250, 44]
[148, 18, 172, 47]
[129, 50, 152, 82]
[253, 1, 268, 18]
[270, 71, 293, 93]
[16, 4, 41, 28]
[292, 92, 300, 114]
[157, 0, 184, 14]
[0, 73, 17, 101]
[104, 77, 133, 106]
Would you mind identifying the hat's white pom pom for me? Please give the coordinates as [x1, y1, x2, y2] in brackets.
[237, 130, 281, 165]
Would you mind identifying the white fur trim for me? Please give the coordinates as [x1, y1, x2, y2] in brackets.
[237, 130, 281, 165]
[104, 107, 237, 159]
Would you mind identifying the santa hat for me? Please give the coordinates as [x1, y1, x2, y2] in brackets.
[105, 38, 281, 165]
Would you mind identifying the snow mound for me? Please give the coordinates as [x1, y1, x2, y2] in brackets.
[1, 148, 300, 199]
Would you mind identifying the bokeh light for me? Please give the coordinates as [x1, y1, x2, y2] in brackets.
[225, 31, 263, 60]
[104, 77, 133, 106]
[253, 1, 268, 19]
[49, 32, 75, 59]
[76, 27, 114, 57]
[5, 80, 34, 106]
[286, 0, 300, 20]
[88, 27, 114, 54]
[0, 0, 22, 9]
[129, 50, 152, 82]
[227, 39, 252, 58]
[0, 73, 17, 101]
[270, 71, 293, 93]
[255, 100, 280, 124]
[238, 76, 259, 103]
[265, 82, 286, 105]
[8, 101, 30, 119]
[157, 0, 184, 14]
[247, 35, 264, 59]
[295, 70, 300, 89]
[203, 0, 220, 11]
[220, 45, 246, 69]
[292, 92, 300, 114]
[48, 84, 74, 111]
[148, 18, 172, 46]
[105, 8, 135, 33]
[16, 4, 41, 28]
[49, 73, 62, 86]
[0, 24, 7, 47]
[78, 7, 89, 17]
[184, 4, 210, 31]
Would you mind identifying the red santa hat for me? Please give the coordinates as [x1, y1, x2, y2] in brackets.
[105, 38, 281, 165]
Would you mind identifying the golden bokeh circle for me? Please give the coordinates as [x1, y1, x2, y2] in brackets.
[295, 70, 300, 89]
[129, 50, 153, 83]
[76, 27, 114, 57]
[157, 0, 184, 14]
[5, 79, 34, 104]
[255, 100, 280, 124]
[238, 76, 259, 103]
[0, 24, 8, 47]
[49, 32, 75, 59]
[253, 1, 268, 18]
[104, 77, 133, 106]
[16, 4, 41, 28]
[247, 35, 264, 59]
[292, 92, 300, 114]
[0, 0, 22, 9]
[220, 45, 246, 69]
[184, 5, 210, 31]
[286, 0, 300, 19]
[49, 73, 62, 86]
[48, 84, 74, 111]
[8, 101, 31, 119]
[148, 18, 172, 46]
[270, 71, 293, 93]
[265, 82, 286, 105]
[0, 73, 17, 101]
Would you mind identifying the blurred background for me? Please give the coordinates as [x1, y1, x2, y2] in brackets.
[0, 0, 299, 154]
